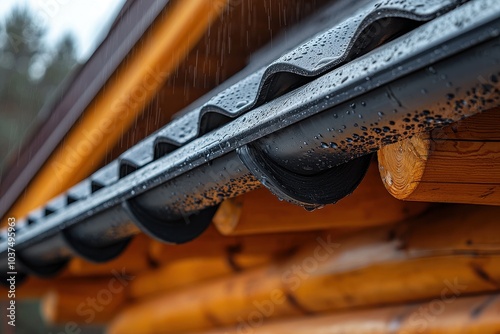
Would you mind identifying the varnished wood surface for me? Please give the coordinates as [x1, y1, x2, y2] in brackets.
[183, 294, 500, 334]
[378, 109, 500, 205]
[107, 205, 500, 334]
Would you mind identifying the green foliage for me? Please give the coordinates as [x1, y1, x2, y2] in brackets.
[0, 6, 77, 174]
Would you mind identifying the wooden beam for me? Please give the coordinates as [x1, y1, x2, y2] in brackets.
[213, 163, 429, 235]
[110, 255, 500, 333]
[378, 109, 500, 205]
[107, 205, 500, 334]
[129, 256, 270, 299]
[136, 227, 343, 298]
[41, 279, 128, 325]
[183, 294, 500, 334]
[148, 225, 324, 265]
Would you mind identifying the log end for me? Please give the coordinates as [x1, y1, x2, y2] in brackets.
[378, 134, 429, 201]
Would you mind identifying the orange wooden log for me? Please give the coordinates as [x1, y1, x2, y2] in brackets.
[66, 234, 152, 277]
[41, 277, 130, 325]
[129, 254, 275, 299]
[378, 109, 500, 205]
[213, 163, 429, 235]
[139, 227, 341, 299]
[109, 256, 500, 334]
[107, 205, 500, 334]
[149, 225, 326, 265]
[184, 294, 500, 334]
[0, 277, 96, 299]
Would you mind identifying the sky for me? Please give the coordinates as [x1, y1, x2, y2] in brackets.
[0, 0, 126, 61]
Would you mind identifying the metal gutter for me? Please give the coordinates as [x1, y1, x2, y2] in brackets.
[1, 0, 500, 282]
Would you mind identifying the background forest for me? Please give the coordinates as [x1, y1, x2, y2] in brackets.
[0, 6, 77, 178]
[0, 6, 104, 334]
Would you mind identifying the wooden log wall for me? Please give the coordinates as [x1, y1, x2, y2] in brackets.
[106, 205, 500, 334]
[378, 109, 500, 205]
[3, 202, 500, 332]
[185, 295, 500, 334]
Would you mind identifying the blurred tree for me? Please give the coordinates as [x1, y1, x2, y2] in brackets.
[0, 7, 82, 333]
[41, 33, 78, 101]
[0, 6, 77, 176]
[1, 9, 40, 100]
